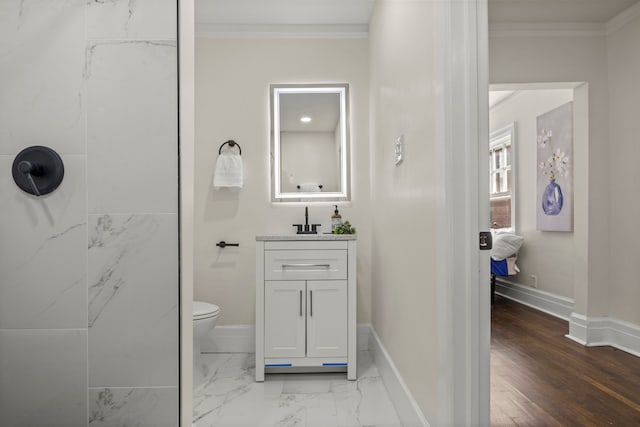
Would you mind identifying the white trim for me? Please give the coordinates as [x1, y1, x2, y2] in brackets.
[489, 22, 606, 38]
[434, 0, 488, 425]
[489, 123, 516, 231]
[195, 23, 369, 39]
[494, 279, 574, 321]
[201, 325, 256, 353]
[567, 312, 589, 344]
[201, 324, 372, 354]
[368, 326, 430, 427]
[567, 314, 640, 358]
[179, 0, 195, 425]
[606, 1, 640, 36]
[490, 82, 585, 91]
[357, 323, 371, 351]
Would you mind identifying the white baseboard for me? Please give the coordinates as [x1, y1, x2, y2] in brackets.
[201, 325, 256, 353]
[201, 324, 372, 354]
[358, 323, 371, 351]
[567, 313, 640, 357]
[494, 279, 574, 321]
[368, 325, 430, 427]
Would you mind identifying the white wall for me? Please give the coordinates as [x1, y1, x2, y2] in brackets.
[280, 131, 339, 193]
[194, 38, 371, 325]
[369, 0, 438, 420]
[608, 14, 640, 325]
[490, 34, 610, 318]
[490, 90, 575, 298]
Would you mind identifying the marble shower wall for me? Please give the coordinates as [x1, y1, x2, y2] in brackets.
[0, 1, 179, 426]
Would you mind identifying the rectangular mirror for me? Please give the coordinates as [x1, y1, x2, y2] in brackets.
[271, 84, 350, 202]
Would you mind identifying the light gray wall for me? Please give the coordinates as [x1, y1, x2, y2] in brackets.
[607, 13, 640, 325]
[0, 1, 179, 426]
[490, 90, 575, 298]
[194, 38, 371, 325]
[490, 33, 611, 318]
[369, 0, 438, 421]
[491, 14, 640, 329]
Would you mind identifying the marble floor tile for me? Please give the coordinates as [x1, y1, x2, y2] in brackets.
[193, 351, 402, 427]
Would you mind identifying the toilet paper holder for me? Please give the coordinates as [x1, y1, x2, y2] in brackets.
[216, 241, 239, 248]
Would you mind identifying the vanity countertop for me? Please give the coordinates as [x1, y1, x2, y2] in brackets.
[256, 234, 356, 241]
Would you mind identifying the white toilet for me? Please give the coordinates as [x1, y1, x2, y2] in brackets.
[192, 301, 221, 385]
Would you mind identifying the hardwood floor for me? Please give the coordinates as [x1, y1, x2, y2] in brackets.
[491, 296, 640, 426]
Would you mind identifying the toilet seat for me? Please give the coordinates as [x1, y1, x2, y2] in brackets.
[193, 301, 220, 320]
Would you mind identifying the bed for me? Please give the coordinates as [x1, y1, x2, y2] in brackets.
[490, 233, 524, 305]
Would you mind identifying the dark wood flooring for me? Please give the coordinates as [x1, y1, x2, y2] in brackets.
[491, 296, 640, 426]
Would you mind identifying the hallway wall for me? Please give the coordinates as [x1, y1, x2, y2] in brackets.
[0, 1, 179, 425]
[607, 12, 640, 326]
[369, 0, 438, 421]
[491, 10, 640, 330]
[490, 33, 610, 319]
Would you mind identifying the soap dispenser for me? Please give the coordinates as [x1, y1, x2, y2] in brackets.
[331, 205, 342, 231]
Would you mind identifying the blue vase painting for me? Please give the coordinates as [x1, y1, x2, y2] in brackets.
[536, 101, 573, 231]
[542, 179, 563, 215]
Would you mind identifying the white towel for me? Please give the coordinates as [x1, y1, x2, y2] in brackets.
[213, 152, 243, 189]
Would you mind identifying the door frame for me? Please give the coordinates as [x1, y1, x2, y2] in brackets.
[178, 0, 492, 425]
[434, 0, 490, 425]
[178, 0, 195, 426]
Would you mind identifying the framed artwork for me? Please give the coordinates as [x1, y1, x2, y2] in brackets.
[536, 101, 573, 231]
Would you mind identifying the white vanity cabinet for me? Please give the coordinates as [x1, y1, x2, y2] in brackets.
[256, 236, 356, 381]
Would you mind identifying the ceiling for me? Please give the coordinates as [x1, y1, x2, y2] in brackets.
[195, 0, 639, 29]
[280, 93, 340, 133]
[489, 90, 515, 109]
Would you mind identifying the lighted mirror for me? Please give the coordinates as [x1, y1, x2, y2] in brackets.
[271, 84, 350, 202]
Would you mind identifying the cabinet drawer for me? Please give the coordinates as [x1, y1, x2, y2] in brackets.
[264, 250, 347, 280]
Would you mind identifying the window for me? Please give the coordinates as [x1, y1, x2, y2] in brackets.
[490, 123, 516, 231]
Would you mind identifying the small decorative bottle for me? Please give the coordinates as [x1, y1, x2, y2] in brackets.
[331, 205, 342, 231]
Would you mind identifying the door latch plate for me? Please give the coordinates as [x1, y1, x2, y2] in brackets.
[479, 231, 492, 250]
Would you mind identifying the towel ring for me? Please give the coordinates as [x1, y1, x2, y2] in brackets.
[218, 140, 242, 155]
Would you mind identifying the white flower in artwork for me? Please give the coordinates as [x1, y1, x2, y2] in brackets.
[537, 128, 552, 147]
[538, 132, 569, 181]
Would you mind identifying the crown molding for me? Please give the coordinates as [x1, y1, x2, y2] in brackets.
[489, 22, 606, 38]
[490, 2, 640, 39]
[606, 0, 640, 36]
[195, 23, 369, 39]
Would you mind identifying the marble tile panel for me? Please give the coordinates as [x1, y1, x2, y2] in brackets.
[89, 387, 177, 427]
[86, 0, 177, 40]
[86, 40, 178, 214]
[88, 213, 178, 387]
[332, 375, 402, 427]
[0, 0, 86, 155]
[0, 155, 87, 329]
[0, 329, 87, 427]
[193, 352, 403, 427]
[282, 374, 339, 394]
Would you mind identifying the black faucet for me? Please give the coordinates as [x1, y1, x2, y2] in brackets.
[293, 206, 321, 234]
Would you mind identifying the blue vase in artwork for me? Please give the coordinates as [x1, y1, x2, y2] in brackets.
[542, 179, 563, 215]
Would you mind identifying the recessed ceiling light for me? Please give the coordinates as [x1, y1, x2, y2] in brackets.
[300, 116, 312, 123]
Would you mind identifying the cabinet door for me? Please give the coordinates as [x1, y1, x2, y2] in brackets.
[306, 281, 348, 358]
[264, 281, 306, 358]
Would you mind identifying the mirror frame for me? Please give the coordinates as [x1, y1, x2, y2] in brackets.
[270, 83, 350, 202]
